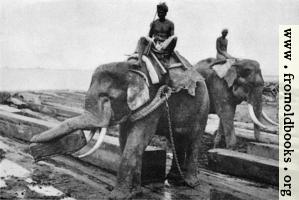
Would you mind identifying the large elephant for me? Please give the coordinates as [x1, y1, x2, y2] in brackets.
[31, 62, 209, 199]
[195, 58, 277, 149]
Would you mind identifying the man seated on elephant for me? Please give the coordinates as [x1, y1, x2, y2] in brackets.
[135, 2, 177, 66]
[216, 29, 235, 60]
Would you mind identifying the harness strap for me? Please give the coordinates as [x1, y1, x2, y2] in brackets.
[129, 85, 172, 121]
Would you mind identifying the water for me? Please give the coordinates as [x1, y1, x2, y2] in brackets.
[0, 68, 93, 91]
[0, 67, 278, 91]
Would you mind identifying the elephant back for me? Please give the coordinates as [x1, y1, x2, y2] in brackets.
[195, 58, 216, 80]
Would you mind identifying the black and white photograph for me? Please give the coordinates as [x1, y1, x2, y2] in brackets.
[0, 0, 299, 199]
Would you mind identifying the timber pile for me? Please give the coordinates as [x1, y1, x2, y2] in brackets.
[263, 82, 278, 102]
[0, 90, 278, 199]
[206, 116, 279, 186]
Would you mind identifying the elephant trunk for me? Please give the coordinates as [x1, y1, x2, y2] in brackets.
[30, 111, 109, 143]
[248, 86, 264, 141]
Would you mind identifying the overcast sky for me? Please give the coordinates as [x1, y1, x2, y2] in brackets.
[1, 0, 299, 76]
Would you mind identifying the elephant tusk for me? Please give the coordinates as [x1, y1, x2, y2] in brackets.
[248, 104, 267, 129]
[262, 111, 279, 126]
[77, 128, 107, 158]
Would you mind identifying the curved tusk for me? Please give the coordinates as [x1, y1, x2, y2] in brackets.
[77, 128, 107, 158]
[262, 111, 279, 126]
[248, 104, 267, 129]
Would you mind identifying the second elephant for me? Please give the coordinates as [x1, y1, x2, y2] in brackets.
[195, 58, 277, 148]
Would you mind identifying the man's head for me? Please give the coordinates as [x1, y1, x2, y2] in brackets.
[157, 2, 168, 20]
[221, 29, 228, 37]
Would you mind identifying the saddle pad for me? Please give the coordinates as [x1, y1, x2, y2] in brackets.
[212, 59, 235, 78]
[169, 67, 204, 96]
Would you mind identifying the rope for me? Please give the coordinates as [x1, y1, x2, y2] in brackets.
[129, 85, 171, 122]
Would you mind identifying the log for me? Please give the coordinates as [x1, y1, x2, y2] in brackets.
[208, 148, 278, 185]
[0, 110, 86, 156]
[29, 130, 87, 161]
[235, 127, 278, 144]
[9, 91, 83, 120]
[210, 189, 243, 200]
[17, 91, 84, 109]
[74, 135, 166, 184]
[0, 105, 20, 113]
[0, 110, 57, 141]
[197, 168, 278, 200]
[247, 142, 279, 160]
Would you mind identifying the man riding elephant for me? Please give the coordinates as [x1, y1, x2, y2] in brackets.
[216, 29, 235, 61]
[135, 2, 177, 66]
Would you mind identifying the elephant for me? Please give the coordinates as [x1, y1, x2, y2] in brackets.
[30, 61, 210, 199]
[195, 58, 278, 149]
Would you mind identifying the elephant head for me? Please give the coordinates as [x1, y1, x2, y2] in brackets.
[223, 59, 276, 140]
[30, 62, 150, 156]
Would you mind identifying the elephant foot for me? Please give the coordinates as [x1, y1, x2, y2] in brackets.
[166, 172, 200, 188]
[184, 173, 201, 188]
[226, 135, 237, 149]
[213, 140, 226, 149]
[213, 132, 226, 149]
[108, 188, 142, 200]
[166, 172, 185, 186]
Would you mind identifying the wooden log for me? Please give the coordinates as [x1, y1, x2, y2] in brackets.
[197, 168, 278, 200]
[0, 110, 57, 141]
[29, 130, 87, 161]
[9, 91, 83, 120]
[210, 189, 243, 200]
[234, 121, 278, 134]
[247, 142, 279, 160]
[21, 91, 85, 109]
[74, 135, 166, 184]
[0, 110, 86, 156]
[0, 105, 20, 113]
[235, 127, 278, 144]
[208, 148, 278, 185]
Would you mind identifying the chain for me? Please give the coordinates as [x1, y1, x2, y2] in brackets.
[164, 96, 193, 188]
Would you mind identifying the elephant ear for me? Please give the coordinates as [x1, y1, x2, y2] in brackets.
[224, 65, 237, 88]
[127, 73, 150, 111]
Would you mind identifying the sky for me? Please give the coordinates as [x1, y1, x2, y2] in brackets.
[1, 0, 299, 76]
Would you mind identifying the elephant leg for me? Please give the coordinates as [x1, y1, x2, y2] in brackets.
[218, 104, 237, 149]
[109, 111, 160, 200]
[222, 118, 237, 149]
[213, 121, 226, 148]
[183, 81, 209, 187]
[119, 121, 131, 153]
[184, 119, 207, 187]
[167, 134, 188, 184]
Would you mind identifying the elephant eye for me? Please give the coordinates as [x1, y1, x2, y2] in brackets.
[240, 69, 251, 77]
